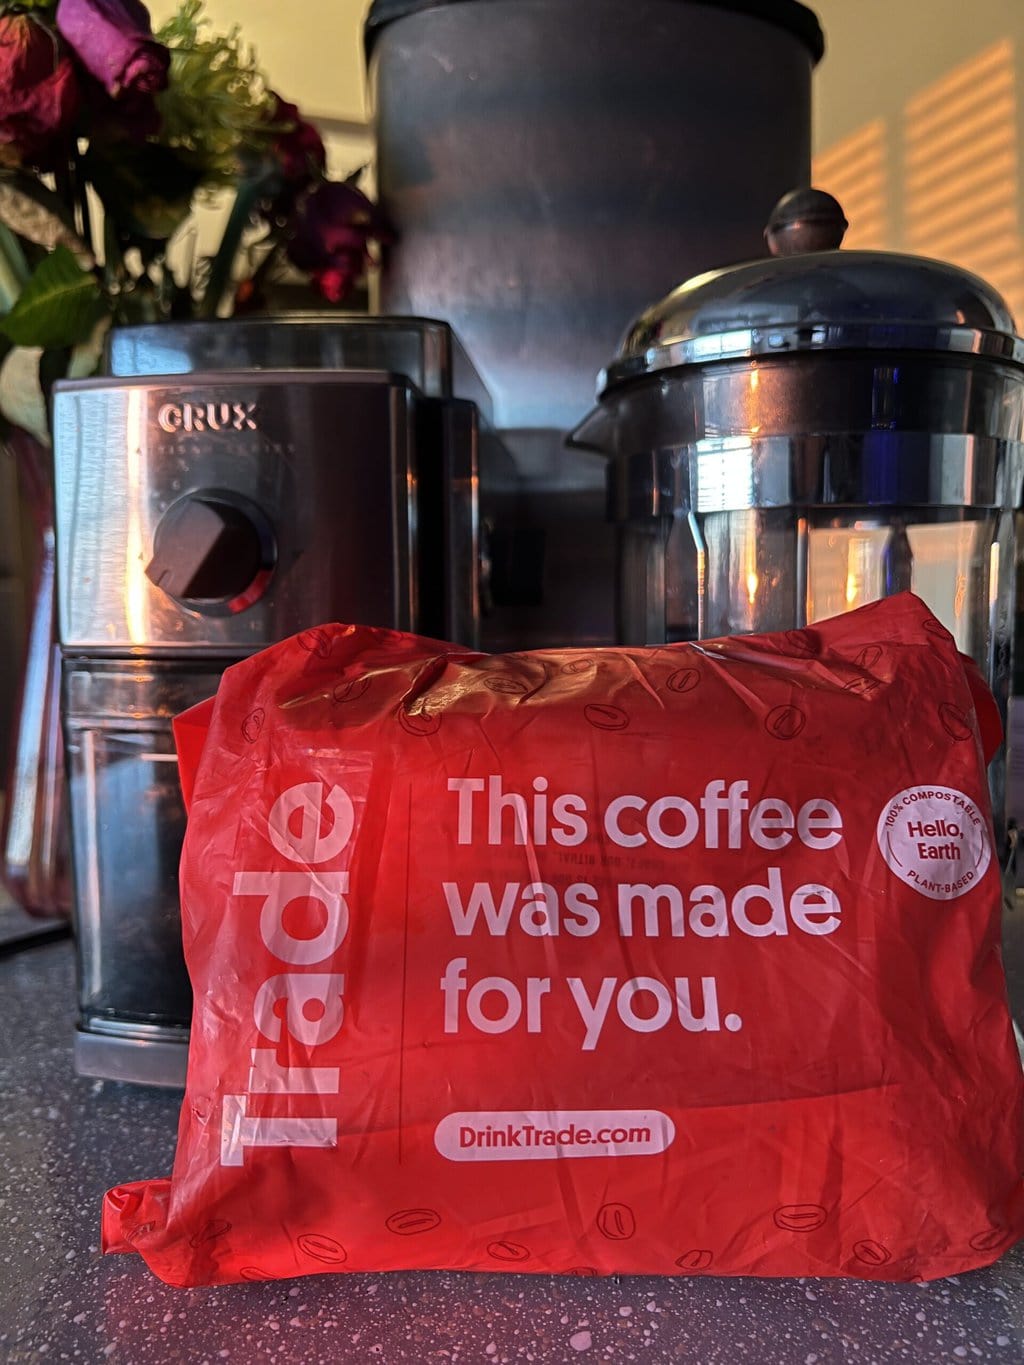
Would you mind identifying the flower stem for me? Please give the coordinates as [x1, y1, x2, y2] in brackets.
[103, 214, 122, 297]
[198, 180, 262, 319]
[249, 238, 284, 289]
[73, 152, 95, 261]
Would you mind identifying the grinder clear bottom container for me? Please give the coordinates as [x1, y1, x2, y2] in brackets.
[63, 659, 220, 1088]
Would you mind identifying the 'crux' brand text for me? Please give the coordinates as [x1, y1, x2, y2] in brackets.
[158, 401, 258, 434]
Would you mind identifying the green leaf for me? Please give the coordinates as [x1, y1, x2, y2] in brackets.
[0, 245, 106, 349]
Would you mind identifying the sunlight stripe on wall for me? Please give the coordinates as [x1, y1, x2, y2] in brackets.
[812, 118, 889, 249]
[904, 39, 1023, 325]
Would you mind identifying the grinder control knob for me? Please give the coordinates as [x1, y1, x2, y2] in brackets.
[145, 492, 275, 614]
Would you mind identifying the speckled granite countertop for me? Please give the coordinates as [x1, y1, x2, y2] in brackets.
[1, 935, 1022, 1365]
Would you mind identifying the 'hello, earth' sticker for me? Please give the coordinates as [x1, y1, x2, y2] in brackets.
[876, 785, 991, 901]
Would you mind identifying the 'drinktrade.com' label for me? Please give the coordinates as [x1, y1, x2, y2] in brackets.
[876, 785, 991, 901]
[434, 1110, 676, 1162]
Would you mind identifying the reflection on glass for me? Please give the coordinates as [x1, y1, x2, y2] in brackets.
[990, 539, 1000, 610]
[807, 525, 891, 624]
[695, 436, 754, 512]
[124, 389, 150, 646]
[698, 509, 796, 638]
[728, 511, 759, 633]
[906, 521, 983, 653]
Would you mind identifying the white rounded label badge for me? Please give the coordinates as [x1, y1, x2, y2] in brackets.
[876, 786, 991, 901]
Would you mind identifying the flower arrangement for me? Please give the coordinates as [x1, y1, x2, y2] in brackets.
[0, 0, 390, 438]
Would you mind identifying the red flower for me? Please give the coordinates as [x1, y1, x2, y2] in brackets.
[270, 97, 326, 191]
[0, 14, 79, 170]
[56, 0, 169, 98]
[314, 267, 356, 305]
[286, 181, 392, 305]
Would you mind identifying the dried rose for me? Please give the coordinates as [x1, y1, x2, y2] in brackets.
[56, 0, 169, 98]
[270, 97, 326, 191]
[0, 14, 79, 170]
[286, 181, 392, 304]
[244, 96, 327, 226]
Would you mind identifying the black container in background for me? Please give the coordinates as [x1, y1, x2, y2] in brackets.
[367, 0, 822, 432]
[365, 0, 823, 647]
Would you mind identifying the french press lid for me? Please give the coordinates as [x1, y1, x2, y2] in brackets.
[599, 188, 1024, 396]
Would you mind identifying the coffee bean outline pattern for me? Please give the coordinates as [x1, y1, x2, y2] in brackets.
[189, 1218, 231, 1249]
[385, 1208, 442, 1236]
[487, 1240, 531, 1262]
[764, 704, 807, 741]
[852, 1239, 892, 1266]
[298, 628, 332, 658]
[596, 1202, 636, 1240]
[675, 1248, 714, 1271]
[332, 677, 371, 704]
[397, 707, 442, 738]
[484, 675, 530, 696]
[855, 644, 883, 670]
[584, 703, 630, 732]
[666, 667, 701, 695]
[296, 1232, 347, 1264]
[939, 701, 974, 742]
[241, 708, 265, 744]
[969, 1226, 1014, 1254]
[922, 618, 952, 642]
[772, 1203, 828, 1233]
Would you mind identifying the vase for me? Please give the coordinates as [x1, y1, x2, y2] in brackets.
[1, 425, 71, 919]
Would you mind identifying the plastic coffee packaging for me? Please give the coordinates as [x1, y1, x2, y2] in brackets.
[103, 593, 1024, 1286]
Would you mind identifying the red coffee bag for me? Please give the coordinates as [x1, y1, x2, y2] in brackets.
[103, 594, 1024, 1286]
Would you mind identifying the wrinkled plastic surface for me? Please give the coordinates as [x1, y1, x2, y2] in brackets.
[103, 595, 1024, 1286]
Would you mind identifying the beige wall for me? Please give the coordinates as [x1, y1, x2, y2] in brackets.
[812, 0, 1024, 316]
[147, 2, 1024, 140]
[148, 1, 371, 121]
[146, 1, 1024, 314]
[147, 0, 374, 174]
[812, 0, 1024, 150]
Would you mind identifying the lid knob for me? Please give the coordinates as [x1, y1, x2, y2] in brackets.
[765, 187, 848, 257]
